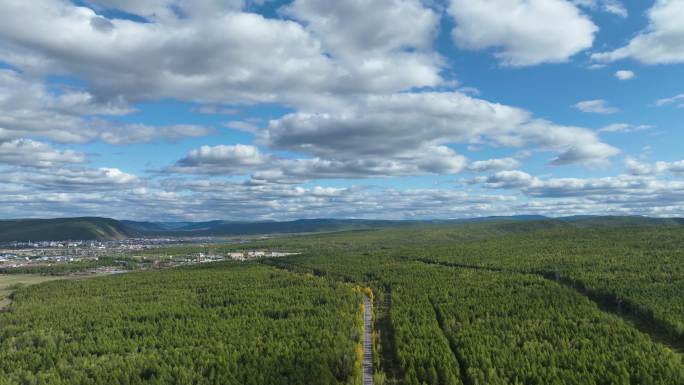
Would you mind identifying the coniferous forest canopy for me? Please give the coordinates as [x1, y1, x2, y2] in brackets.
[2, 221, 684, 384]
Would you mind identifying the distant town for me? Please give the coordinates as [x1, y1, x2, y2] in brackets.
[0, 237, 297, 272]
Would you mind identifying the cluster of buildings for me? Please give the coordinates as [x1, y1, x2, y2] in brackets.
[151, 250, 298, 267]
[0, 234, 298, 272]
[1, 238, 204, 253]
[226, 250, 297, 261]
[0, 253, 25, 263]
[0, 253, 85, 265]
[0, 238, 219, 261]
[0, 238, 196, 270]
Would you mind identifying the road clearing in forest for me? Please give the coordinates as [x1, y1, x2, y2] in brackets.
[363, 295, 374, 385]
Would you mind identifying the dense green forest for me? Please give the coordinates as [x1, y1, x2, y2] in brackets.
[264, 253, 684, 385]
[2, 222, 684, 384]
[0, 263, 364, 385]
[238, 222, 684, 348]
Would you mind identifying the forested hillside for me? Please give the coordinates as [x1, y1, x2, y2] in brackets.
[0, 217, 135, 242]
[1, 217, 416, 241]
[3, 215, 682, 241]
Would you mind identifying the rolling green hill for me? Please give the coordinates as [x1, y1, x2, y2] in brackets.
[0, 217, 136, 242]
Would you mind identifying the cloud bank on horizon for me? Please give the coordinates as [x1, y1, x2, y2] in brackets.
[0, 0, 683, 220]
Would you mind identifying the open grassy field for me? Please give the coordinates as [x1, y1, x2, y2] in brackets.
[0, 274, 68, 296]
[0, 274, 76, 310]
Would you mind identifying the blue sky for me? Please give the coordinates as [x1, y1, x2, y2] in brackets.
[1, 0, 683, 220]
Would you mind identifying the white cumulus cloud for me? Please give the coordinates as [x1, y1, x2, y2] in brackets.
[263, 92, 619, 170]
[615, 70, 635, 80]
[573, 99, 619, 114]
[0, 0, 443, 107]
[467, 158, 521, 173]
[449, 0, 597, 66]
[592, 0, 684, 64]
[0, 139, 86, 168]
[656, 93, 684, 108]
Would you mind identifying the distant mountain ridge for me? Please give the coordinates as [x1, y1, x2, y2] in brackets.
[0, 215, 682, 242]
[121, 218, 419, 236]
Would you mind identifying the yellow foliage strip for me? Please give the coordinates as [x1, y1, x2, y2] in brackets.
[353, 286, 374, 302]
